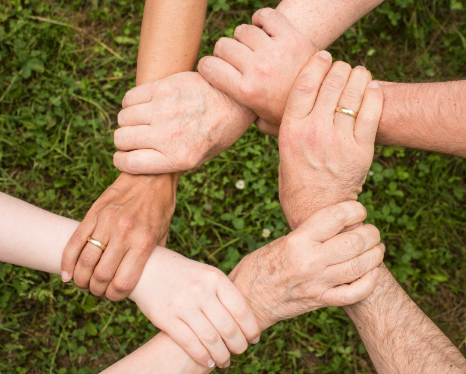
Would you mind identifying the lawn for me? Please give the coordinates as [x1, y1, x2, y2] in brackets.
[1, 0, 466, 373]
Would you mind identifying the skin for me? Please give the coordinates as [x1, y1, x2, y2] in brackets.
[198, 8, 466, 158]
[112, 0, 383, 174]
[61, 0, 208, 301]
[0, 192, 382, 373]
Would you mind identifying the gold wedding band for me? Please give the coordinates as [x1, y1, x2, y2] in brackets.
[87, 237, 107, 251]
[335, 107, 358, 119]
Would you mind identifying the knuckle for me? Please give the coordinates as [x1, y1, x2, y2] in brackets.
[324, 75, 346, 91]
[239, 82, 258, 100]
[222, 320, 239, 338]
[295, 74, 318, 95]
[117, 217, 135, 233]
[365, 224, 381, 243]
[252, 61, 274, 78]
[112, 276, 134, 293]
[79, 251, 98, 268]
[136, 232, 156, 252]
[234, 301, 251, 319]
[349, 233, 366, 253]
[204, 330, 220, 345]
[181, 333, 199, 348]
[328, 205, 348, 223]
[94, 267, 114, 283]
[341, 87, 362, 103]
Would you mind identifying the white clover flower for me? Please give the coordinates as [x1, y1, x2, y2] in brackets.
[368, 171, 374, 176]
[235, 180, 245, 190]
[262, 228, 271, 238]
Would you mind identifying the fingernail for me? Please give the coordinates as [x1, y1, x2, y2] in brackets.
[251, 336, 260, 344]
[372, 268, 380, 280]
[368, 81, 380, 88]
[80, 288, 89, 292]
[61, 271, 71, 282]
[224, 361, 230, 368]
[380, 243, 386, 252]
[201, 57, 212, 70]
[356, 65, 367, 70]
[318, 50, 332, 60]
[207, 359, 215, 368]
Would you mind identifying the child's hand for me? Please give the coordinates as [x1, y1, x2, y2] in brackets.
[129, 247, 261, 369]
[198, 8, 318, 136]
[278, 52, 383, 229]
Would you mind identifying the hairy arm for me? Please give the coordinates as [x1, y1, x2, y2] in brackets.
[346, 265, 466, 373]
[377, 81, 466, 158]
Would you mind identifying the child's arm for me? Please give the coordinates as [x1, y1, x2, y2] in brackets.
[0, 192, 260, 368]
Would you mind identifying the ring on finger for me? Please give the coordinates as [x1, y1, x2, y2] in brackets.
[335, 106, 358, 119]
[87, 237, 107, 251]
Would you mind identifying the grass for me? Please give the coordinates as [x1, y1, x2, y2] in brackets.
[1, 0, 466, 373]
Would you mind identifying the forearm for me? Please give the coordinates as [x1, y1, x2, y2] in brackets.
[376, 81, 466, 157]
[136, 0, 207, 84]
[276, 0, 383, 49]
[345, 265, 466, 373]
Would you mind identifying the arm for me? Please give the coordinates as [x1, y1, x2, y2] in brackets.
[0, 192, 382, 372]
[112, 0, 384, 175]
[347, 265, 466, 373]
[277, 51, 466, 372]
[376, 81, 466, 158]
[61, 0, 207, 301]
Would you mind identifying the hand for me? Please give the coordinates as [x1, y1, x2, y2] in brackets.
[229, 201, 384, 330]
[198, 8, 318, 136]
[113, 72, 257, 174]
[278, 52, 383, 229]
[129, 246, 261, 369]
[61, 173, 178, 301]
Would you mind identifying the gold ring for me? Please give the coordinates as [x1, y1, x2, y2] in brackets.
[87, 237, 107, 251]
[336, 107, 358, 118]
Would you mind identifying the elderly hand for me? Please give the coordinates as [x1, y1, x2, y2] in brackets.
[61, 173, 178, 301]
[113, 72, 256, 174]
[198, 8, 317, 136]
[229, 201, 384, 330]
[278, 52, 383, 229]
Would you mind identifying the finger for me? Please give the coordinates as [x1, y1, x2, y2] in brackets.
[233, 24, 271, 50]
[122, 82, 156, 108]
[201, 303, 246, 362]
[354, 81, 383, 147]
[282, 51, 333, 121]
[114, 126, 155, 151]
[89, 241, 126, 297]
[322, 224, 381, 265]
[252, 8, 296, 37]
[213, 37, 253, 73]
[323, 267, 380, 307]
[255, 118, 279, 137]
[327, 244, 385, 285]
[297, 201, 368, 243]
[73, 230, 107, 289]
[198, 56, 243, 101]
[217, 279, 261, 344]
[335, 66, 372, 138]
[113, 149, 175, 175]
[182, 311, 231, 368]
[163, 320, 215, 368]
[61, 217, 97, 282]
[105, 247, 152, 301]
[313, 61, 352, 118]
[117, 103, 153, 127]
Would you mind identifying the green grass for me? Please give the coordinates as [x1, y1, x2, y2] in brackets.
[1, 0, 466, 373]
